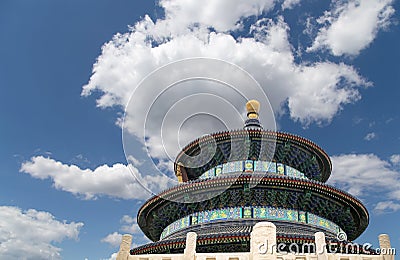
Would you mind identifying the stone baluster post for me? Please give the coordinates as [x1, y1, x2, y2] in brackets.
[184, 232, 197, 259]
[116, 234, 132, 260]
[379, 234, 394, 260]
[250, 222, 277, 260]
[314, 232, 327, 260]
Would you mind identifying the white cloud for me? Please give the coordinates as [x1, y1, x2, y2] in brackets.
[120, 215, 136, 224]
[20, 156, 171, 200]
[82, 7, 370, 165]
[369, 121, 376, 128]
[289, 62, 369, 125]
[127, 155, 144, 167]
[364, 132, 376, 141]
[308, 0, 395, 56]
[119, 215, 140, 234]
[282, 0, 301, 10]
[374, 201, 400, 214]
[0, 206, 83, 260]
[102, 215, 149, 250]
[390, 154, 400, 165]
[103, 252, 118, 260]
[159, 0, 277, 32]
[101, 232, 123, 247]
[329, 154, 400, 213]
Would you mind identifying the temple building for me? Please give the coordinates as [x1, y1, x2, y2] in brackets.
[116, 100, 394, 260]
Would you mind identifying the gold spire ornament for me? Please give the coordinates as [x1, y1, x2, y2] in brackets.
[246, 100, 260, 119]
[176, 162, 184, 183]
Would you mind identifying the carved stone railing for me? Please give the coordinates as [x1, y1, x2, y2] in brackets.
[116, 222, 394, 260]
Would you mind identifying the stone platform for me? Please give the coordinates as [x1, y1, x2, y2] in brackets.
[116, 222, 395, 260]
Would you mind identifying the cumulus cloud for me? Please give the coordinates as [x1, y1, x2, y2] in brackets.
[127, 155, 144, 167]
[82, 2, 371, 167]
[101, 232, 123, 248]
[390, 154, 400, 165]
[119, 215, 141, 234]
[374, 201, 400, 214]
[289, 62, 369, 125]
[102, 215, 149, 250]
[364, 132, 377, 141]
[329, 154, 400, 213]
[281, 0, 301, 10]
[20, 156, 171, 200]
[83, 13, 369, 122]
[0, 206, 83, 260]
[308, 0, 395, 56]
[108, 252, 118, 260]
[159, 0, 277, 32]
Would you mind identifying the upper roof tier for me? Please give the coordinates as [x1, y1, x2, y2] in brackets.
[175, 129, 332, 182]
[174, 100, 332, 182]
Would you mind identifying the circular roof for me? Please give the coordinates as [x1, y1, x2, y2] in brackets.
[175, 130, 332, 182]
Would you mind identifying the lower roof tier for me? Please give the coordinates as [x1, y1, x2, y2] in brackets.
[137, 174, 368, 241]
[174, 130, 332, 182]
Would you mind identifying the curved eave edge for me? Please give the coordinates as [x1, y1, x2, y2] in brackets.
[174, 130, 332, 182]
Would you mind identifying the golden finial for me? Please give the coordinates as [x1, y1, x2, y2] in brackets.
[246, 100, 260, 119]
[176, 162, 184, 183]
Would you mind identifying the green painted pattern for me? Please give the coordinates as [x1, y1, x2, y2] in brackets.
[198, 160, 307, 180]
[160, 206, 343, 240]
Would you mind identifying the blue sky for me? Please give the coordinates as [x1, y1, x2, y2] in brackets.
[1, 0, 400, 259]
